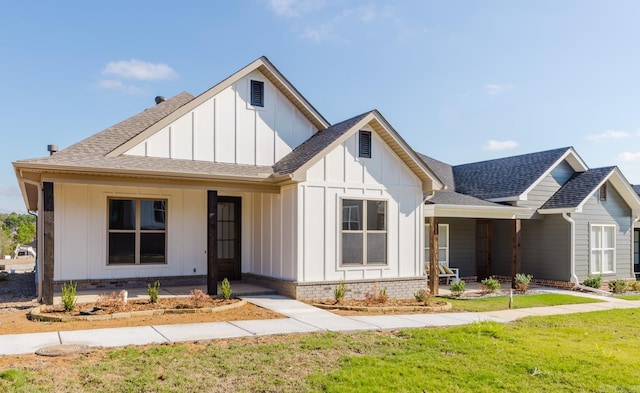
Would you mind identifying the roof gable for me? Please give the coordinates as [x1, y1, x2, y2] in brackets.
[273, 110, 443, 191]
[109, 56, 329, 158]
[540, 166, 640, 213]
[452, 147, 587, 201]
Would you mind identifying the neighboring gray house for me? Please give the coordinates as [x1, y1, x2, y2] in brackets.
[634, 185, 640, 275]
[422, 147, 640, 286]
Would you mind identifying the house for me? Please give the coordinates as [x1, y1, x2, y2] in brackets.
[634, 185, 640, 276]
[14, 57, 442, 304]
[421, 148, 640, 287]
[13, 56, 640, 304]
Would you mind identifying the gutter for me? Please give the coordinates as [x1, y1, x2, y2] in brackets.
[561, 212, 579, 285]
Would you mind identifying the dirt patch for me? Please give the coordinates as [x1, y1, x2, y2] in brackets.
[312, 298, 451, 316]
[0, 273, 282, 335]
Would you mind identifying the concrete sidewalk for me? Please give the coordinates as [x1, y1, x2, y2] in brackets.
[1, 289, 639, 356]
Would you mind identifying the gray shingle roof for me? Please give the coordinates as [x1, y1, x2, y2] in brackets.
[634, 184, 640, 196]
[540, 167, 615, 210]
[53, 92, 194, 159]
[273, 112, 371, 176]
[14, 92, 276, 180]
[426, 191, 507, 207]
[418, 153, 455, 190]
[452, 147, 571, 200]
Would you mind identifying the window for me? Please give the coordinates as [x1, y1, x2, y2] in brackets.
[590, 224, 615, 274]
[108, 199, 167, 264]
[599, 183, 607, 201]
[250, 80, 264, 107]
[341, 199, 387, 265]
[358, 131, 372, 158]
[425, 223, 449, 268]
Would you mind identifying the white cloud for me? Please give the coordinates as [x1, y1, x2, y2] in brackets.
[587, 130, 631, 141]
[102, 59, 177, 80]
[484, 140, 518, 151]
[96, 79, 146, 95]
[619, 152, 640, 162]
[485, 84, 514, 96]
[268, 0, 325, 18]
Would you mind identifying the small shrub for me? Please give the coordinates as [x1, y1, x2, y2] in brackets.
[631, 280, 640, 292]
[61, 280, 77, 311]
[583, 275, 603, 289]
[449, 280, 466, 297]
[96, 291, 126, 312]
[221, 278, 232, 300]
[147, 280, 160, 304]
[364, 284, 388, 304]
[414, 289, 430, 304]
[190, 289, 209, 308]
[609, 279, 628, 294]
[333, 280, 346, 304]
[514, 273, 533, 293]
[480, 276, 501, 293]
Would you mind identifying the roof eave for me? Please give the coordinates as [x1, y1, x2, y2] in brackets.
[424, 203, 534, 219]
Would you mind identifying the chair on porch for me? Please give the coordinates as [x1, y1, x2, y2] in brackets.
[425, 262, 460, 284]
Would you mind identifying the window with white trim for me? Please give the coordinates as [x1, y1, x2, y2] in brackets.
[425, 223, 449, 268]
[341, 199, 387, 265]
[108, 199, 167, 264]
[590, 224, 615, 274]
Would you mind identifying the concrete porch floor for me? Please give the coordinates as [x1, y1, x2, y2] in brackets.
[53, 281, 277, 305]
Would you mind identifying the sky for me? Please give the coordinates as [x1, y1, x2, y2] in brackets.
[2, 1, 640, 213]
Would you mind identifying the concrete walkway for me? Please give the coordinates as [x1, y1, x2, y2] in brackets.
[1, 288, 639, 356]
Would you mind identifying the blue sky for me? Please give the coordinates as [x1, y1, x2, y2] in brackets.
[2, 1, 640, 213]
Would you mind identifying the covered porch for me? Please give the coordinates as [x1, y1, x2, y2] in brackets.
[424, 198, 533, 294]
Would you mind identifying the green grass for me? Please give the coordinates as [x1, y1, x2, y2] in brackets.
[613, 294, 640, 300]
[2, 309, 640, 392]
[439, 293, 602, 312]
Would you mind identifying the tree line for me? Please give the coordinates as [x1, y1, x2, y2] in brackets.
[0, 212, 36, 257]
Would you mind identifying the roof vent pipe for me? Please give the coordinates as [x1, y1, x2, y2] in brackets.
[155, 96, 166, 105]
[47, 144, 58, 155]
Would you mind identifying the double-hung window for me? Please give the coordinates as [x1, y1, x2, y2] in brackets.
[108, 199, 167, 264]
[424, 223, 449, 268]
[590, 224, 615, 274]
[341, 199, 387, 265]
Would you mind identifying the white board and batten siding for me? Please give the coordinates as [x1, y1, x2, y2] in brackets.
[125, 70, 318, 166]
[298, 128, 425, 283]
[52, 182, 208, 282]
[573, 182, 633, 280]
[246, 186, 298, 281]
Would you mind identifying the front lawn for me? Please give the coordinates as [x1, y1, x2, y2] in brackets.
[2, 308, 640, 392]
[614, 294, 640, 300]
[439, 293, 602, 312]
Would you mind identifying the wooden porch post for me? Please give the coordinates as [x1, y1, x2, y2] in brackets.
[207, 191, 218, 296]
[429, 216, 439, 295]
[511, 218, 521, 286]
[42, 182, 54, 305]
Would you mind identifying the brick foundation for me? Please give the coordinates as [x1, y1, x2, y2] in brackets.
[492, 275, 575, 290]
[243, 273, 429, 301]
[53, 275, 207, 292]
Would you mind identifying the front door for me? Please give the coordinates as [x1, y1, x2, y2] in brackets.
[476, 220, 492, 280]
[207, 193, 242, 295]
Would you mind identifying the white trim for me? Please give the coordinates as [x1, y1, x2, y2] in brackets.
[589, 223, 616, 274]
[424, 204, 533, 219]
